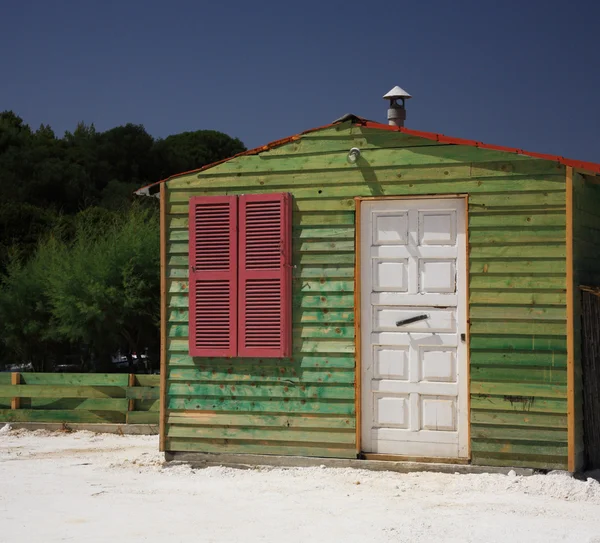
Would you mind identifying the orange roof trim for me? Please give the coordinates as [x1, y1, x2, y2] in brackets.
[136, 117, 600, 196]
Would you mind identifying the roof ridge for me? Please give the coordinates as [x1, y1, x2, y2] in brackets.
[136, 117, 600, 196]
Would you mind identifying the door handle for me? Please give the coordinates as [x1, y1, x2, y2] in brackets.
[396, 314, 429, 327]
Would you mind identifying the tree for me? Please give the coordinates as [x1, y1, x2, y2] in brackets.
[45, 205, 160, 371]
[154, 130, 246, 180]
[0, 245, 66, 372]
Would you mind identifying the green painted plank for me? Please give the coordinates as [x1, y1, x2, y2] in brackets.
[19, 373, 130, 386]
[167, 353, 356, 369]
[166, 425, 355, 444]
[126, 412, 159, 424]
[470, 321, 566, 336]
[126, 386, 160, 400]
[469, 306, 566, 321]
[164, 438, 356, 458]
[294, 294, 355, 309]
[168, 367, 355, 384]
[470, 410, 567, 427]
[471, 439, 568, 457]
[167, 267, 188, 279]
[293, 339, 355, 354]
[469, 291, 566, 306]
[470, 245, 565, 259]
[18, 398, 129, 411]
[469, 351, 567, 368]
[469, 228, 565, 244]
[471, 366, 567, 385]
[293, 309, 354, 324]
[469, 213, 565, 227]
[293, 266, 355, 279]
[470, 394, 567, 414]
[134, 399, 160, 412]
[168, 383, 354, 400]
[0, 385, 126, 399]
[0, 409, 126, 424]
[293, 212, 356, 226]
[166, 411, 355, 429]
[293, 241, 355, 253]
[297, 325, 354, 339]
[469, 260, 566, 274]
[471, 453, 566, 470]
[295, 280, 353, 293]
[470, 425, 567, 442]
[167, 397, 355, 415]
[469, 191, 565, 208]
[297, 254, 355, 265]
[471, 381, 567, 398]
[0, 374, 13, 385]
[135, 375, 160, 387]
[470, 276, 565, 290]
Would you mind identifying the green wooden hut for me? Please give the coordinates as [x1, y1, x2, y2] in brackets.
[137, 99, 600, 472]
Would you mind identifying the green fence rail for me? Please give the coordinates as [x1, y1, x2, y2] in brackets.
[0, 372, 160, 425]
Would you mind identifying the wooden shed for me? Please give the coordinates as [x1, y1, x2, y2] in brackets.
[137, 112, 600, 471]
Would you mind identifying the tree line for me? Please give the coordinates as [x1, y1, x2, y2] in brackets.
[0, 111, 246, 372]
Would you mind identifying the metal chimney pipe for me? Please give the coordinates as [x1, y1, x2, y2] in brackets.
[383, 86, 412, 127]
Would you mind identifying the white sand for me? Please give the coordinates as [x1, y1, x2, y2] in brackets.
[1, 424, 600, 542]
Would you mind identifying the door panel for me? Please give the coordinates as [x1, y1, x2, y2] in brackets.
[360, 198, 468, 458]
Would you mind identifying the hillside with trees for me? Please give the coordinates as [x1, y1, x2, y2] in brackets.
[0, 111, 245, 372]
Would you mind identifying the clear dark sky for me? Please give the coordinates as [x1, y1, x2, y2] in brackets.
[2, 0, 599, 162]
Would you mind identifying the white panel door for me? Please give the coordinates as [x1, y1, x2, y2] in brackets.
[360, 198, 468, 458]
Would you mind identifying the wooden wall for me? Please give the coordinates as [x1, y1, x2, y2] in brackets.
[164, 121, 569, 468]
[572, 172, 600, 469]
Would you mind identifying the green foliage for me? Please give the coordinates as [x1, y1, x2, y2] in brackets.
[0, 110, 246, 370]
[0, 245, 61, 371]
[45, 205, 160, 370]
[0, 206, 160, 371]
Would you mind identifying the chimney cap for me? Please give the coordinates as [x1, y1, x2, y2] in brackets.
[383, 86, 411, 100]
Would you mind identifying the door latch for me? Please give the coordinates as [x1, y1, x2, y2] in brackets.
[396, 314, 429, 327]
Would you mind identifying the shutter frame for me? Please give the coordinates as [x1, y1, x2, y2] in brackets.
[188, 195, 238, 357]
[238, 193, 292, 358]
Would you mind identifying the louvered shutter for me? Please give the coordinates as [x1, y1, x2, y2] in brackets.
[188, 195, 238, 357]
[238, 193, 292, 358]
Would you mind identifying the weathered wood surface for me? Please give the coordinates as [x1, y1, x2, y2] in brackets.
[0, 373, 160, 425]
[573, 173, 600, 469]
[164, 122, 569, 468]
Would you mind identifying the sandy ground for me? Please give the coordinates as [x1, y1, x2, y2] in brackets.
[1, 426, 600, 542]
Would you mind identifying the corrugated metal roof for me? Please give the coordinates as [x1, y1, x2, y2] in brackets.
[136, 116, 600, 196]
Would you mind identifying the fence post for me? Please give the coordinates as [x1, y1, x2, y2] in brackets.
[11, 372, 20, 410]
[127, 374, 135, 423]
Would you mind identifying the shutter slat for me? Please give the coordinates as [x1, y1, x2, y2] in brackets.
[188, 196, 237, 357]
[238, 193, 292, 358]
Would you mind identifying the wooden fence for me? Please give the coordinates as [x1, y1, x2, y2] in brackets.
[0, 373, 159, 425]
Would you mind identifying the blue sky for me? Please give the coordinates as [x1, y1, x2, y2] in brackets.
[2, 0, 599, 161]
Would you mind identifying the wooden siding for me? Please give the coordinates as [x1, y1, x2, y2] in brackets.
[572, 172, 600, 469]
[164, 122, 568, 467]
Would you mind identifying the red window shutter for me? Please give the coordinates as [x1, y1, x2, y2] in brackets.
[188, 195, 237, 357]
[238, 193, 292, 358]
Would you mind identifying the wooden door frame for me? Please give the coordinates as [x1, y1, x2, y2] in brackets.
[354, 194, 470, 461]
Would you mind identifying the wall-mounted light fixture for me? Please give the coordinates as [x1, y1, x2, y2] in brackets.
[347, 147, 361, 165]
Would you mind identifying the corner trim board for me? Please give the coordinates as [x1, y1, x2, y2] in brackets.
[566, 166, 575, 472]
[159, 182, 168, 451]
